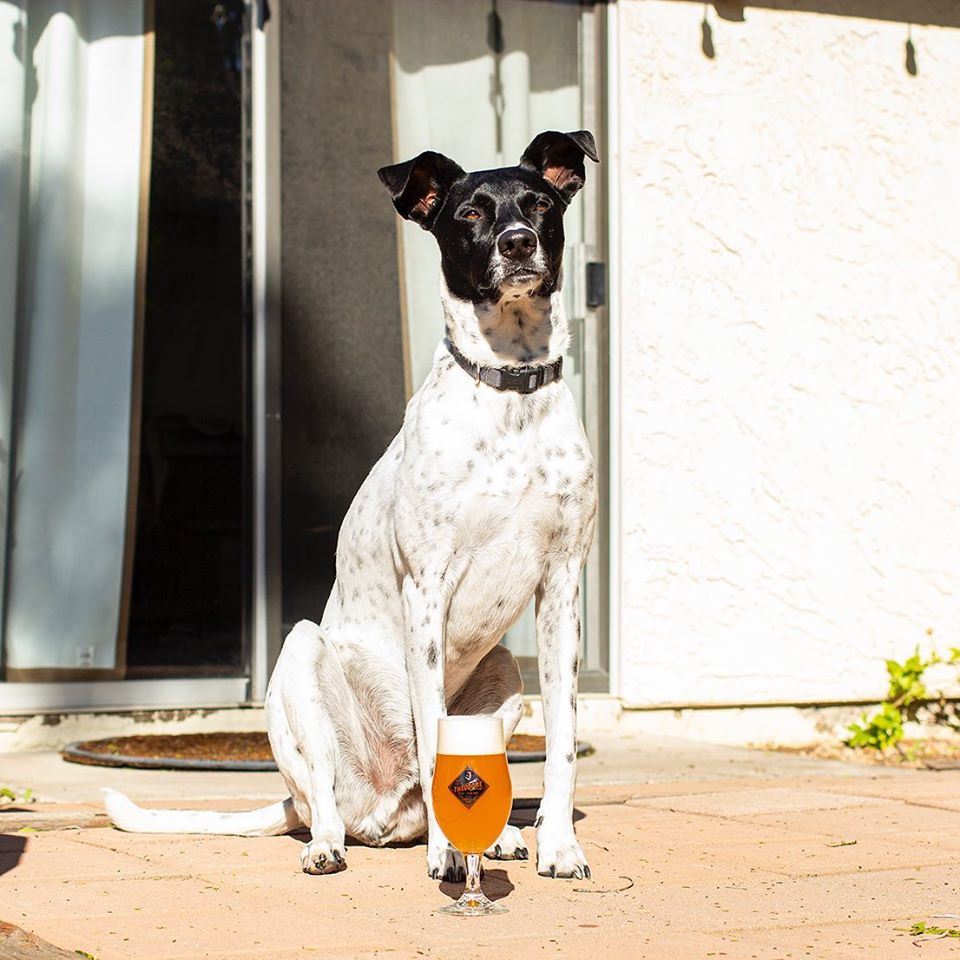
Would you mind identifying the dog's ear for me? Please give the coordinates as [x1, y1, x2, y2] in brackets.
[519, 130, 599, 204]
[377, 151, 465, 230]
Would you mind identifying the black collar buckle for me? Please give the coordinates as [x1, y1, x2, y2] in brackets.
[443, 338, 563, 395]
[513, 364, 546, 394]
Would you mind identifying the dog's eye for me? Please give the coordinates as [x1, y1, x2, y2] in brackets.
[534, 199, 551, 213]
[461, 209, 482, 221]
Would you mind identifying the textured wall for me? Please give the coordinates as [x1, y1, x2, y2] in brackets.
[617, 1, 960, 705]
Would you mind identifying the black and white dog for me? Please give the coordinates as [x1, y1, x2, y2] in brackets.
[105, 130, 599, 882]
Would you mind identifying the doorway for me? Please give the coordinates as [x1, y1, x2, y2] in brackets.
[124, 0, 249, 677]
[278, 0, 609, 692]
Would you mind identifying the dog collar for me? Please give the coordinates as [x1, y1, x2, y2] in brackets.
[443, 338, 563, 395]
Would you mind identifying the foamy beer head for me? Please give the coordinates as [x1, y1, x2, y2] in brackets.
[436, 715, 505, 755]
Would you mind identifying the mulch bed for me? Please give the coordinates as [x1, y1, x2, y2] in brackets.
[70, 732, 273, 764]
[765, 738, 960, 770]
[62, 732, 588, 770]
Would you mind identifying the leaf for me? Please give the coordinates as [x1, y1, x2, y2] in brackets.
[897, 921, 960, 938]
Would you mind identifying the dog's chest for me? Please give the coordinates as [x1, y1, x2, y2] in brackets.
[396, 371, 596, 657]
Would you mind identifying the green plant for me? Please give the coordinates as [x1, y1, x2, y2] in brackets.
[846, 646, 960, 754]
[0, 786, 34, 804]
[896, 921, 960, 939]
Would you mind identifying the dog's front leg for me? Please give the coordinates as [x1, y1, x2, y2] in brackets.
[402, 574, 463, 882]
[535, 556, 590, 879]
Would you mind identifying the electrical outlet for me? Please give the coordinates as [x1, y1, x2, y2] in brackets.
[76, 646, 95, 668]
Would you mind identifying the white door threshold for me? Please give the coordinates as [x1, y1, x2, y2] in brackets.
[0, 677, 250, 714]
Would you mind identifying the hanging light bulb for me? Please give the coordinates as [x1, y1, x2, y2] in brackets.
[487, 0, 505, 156]
[487, 0, 504, 55]
[701, 4, 716, 60]
[905, 24, 918, 77]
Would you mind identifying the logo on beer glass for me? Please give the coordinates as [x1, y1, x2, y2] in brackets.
[448, 766, 489, 809]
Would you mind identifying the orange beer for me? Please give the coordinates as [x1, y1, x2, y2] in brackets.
[432, 717, 512, 855]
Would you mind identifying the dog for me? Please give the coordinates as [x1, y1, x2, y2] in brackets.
[104, 129, 599, 883]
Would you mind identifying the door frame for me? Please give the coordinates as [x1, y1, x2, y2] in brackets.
[248, 0, 283, 703]
[515, 0, 613, 696]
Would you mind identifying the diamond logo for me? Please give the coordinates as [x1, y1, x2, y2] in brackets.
[448, 765, 488, 809]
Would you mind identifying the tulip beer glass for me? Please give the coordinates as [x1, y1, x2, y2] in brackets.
[432, 715, 513, 916]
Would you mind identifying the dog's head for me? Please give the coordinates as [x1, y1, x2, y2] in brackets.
[378, 131, 598, 303]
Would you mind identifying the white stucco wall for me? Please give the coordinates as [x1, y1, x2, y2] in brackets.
[615, 1, 960, 706]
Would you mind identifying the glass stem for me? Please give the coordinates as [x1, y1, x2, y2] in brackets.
[465, 853, 483, 896]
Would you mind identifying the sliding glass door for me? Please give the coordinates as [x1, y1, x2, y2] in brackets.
[2, 0, 606, 700]
[391, 0, 608, 690]
[1, 0, 249, 682]
[281, 0, 608, 692]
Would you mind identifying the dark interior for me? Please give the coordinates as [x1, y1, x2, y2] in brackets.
[279, 1, 407, 632]
[125, 0, 246, 675]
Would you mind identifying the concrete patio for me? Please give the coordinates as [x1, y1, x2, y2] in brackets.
[2, 733, 959, 958]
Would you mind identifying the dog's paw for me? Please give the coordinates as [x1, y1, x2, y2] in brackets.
[427, 843, 466, 882]
[536, 831, 590, 880]
[484, 824, 529, 861]
[300, 837, 347, 875]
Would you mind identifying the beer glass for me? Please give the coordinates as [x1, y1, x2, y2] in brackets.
[432, 715, 513, 916]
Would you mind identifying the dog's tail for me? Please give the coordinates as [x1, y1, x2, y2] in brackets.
[102, 788, 300, 837]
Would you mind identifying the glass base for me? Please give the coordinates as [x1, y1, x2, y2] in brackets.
[436, 891, 507, 916]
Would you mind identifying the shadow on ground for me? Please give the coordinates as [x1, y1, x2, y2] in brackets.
[510, 800, 586, 828]
[0, 834, 27, 877]
[439, 866, 514, 903]
[283, 799, 586, 849]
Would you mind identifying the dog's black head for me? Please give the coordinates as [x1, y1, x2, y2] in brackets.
[378, 131, 598, 303]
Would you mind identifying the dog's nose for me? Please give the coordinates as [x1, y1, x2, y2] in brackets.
[497, 228, 538, 261]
